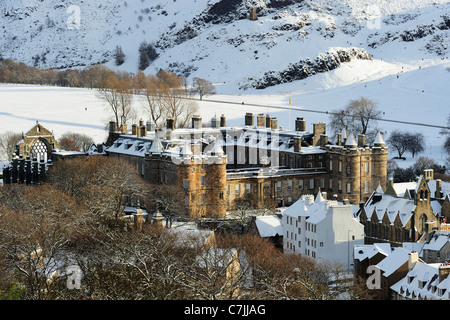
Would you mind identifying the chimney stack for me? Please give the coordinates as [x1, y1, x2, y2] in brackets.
[245, 113, 254, 126]
[436, 179, 443, 198]
[192, 115, 202, 129]
[257, 113, 265, 127]
[265, 115, 271, 128]
[439, 263, 450, 283]
[167, 118, 175, 131]
[220, 114, 226, 127]
[358, 134, 366, 147]
[270, 117, 278, 130]
[295, 117, 306, 132]
[408, 251, 419, 271]
[294, 137, 302, 153]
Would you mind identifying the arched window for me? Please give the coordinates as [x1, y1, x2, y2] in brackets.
[31, 140, 48, 162]
[420, 214, 428, 234]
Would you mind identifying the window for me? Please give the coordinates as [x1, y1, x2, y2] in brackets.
[365, 181, 370, 194]
[365, 162, 370, 173]
[246, 183, 251, 194]
[309, 179, 314, 190]
[183, 179, 189, 188]
[201, 176, 206, 186]
[277, 181, 282, 192]
[185, 196, 189, 206]
[235, 184, 240, 194]
[298, 180, 304, 190]
[339, 161, 342, 172]
[329, 160, 333, 171]
[226, 185, 230, 195]
[320, 178, 325, 189]
[346, 165, 351, 175]
[219, 192, 224, 200]
[347, 183, 352, 193]
[338, 180, 342, 191]
[329, 178, 333, 190]
[288, 180, 293, 191]
[288, 197, 293, 203]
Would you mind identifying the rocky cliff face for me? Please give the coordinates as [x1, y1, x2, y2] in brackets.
[0, 0, 449, 92]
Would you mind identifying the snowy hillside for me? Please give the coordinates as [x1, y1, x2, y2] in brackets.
[1, 0, 449, 92]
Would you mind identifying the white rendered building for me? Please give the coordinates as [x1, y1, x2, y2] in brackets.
[283, 192, 364, 269]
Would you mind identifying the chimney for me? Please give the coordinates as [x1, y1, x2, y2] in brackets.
[134, 208, 145, 231]
[295, 117, 306, 131]
[132, 124, 137, 136]
[294, 137, 302, 153]
[245, 113, 254, 126]
[140, 125, 147, 137]
[109, 121, 118, 133]
[320, 134, 328, 147]
[121, 124, 128, 134]
[358, 134, 366, 147]
[439, 263, 450, 283]
[424, 169, 434, 181]
[152, 209, 164, 229]
[192, 115, 202, 129]
[435, 179, 443, 198]
[220, 114, 226, 127]
[265, 115, 271, 128]
[337, 132, 342, 146]
[257, 113, 265, 127]
[343, 199, 349, 205]
[211, 115, 218, 128]
[167, 118, 175, 131]
[408, 251, 419, 271]
[270, 117, 278, 130]
[322, 192, 327, 200]
[147, 119, 156, 133]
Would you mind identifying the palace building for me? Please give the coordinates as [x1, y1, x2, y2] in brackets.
[104, 113, 389, 219]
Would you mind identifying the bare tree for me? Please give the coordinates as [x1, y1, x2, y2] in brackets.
[191, 77, 216, 101]
[405, 132, 425, 158]
[387, 130, 409, 159]
[329, 97, 381, 143]
[96, 72, 134, 128]
[58, 132, 94, 152]
[0, 131, 22, 160]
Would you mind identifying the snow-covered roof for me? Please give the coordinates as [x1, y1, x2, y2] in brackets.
[254, 215, 283, 238]
[391, 262, 450, 300]
[428, 179, 450, 199]
[376, 247, 411, 277]
[345, 131, 358, 147]
[423, 231, 450, 251]
[373, 131, 385, 146]
[354, 243, 391, 261]
[392, 182, 418, 197]
[363, 192, 415, 227]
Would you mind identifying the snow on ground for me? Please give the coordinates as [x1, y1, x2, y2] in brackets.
[0, 56, 448, 168]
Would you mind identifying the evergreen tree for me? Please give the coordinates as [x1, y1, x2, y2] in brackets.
[114, 46, 125, 66]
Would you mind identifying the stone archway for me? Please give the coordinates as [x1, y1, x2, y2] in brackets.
[30, 138, 50, 162]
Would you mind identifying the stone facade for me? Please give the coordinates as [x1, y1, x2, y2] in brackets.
[105, 113, 389, 219]
[358, 173, 440, 245]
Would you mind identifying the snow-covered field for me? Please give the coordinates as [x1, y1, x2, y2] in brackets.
[0, 56, 449, 168]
